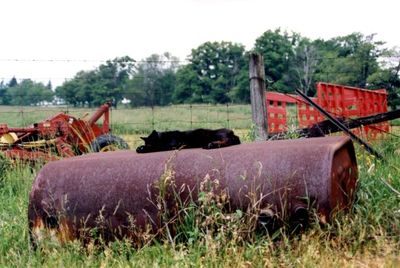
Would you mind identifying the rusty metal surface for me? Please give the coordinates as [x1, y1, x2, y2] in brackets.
[28, 136, 358, 243]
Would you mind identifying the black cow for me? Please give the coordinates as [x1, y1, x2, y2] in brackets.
[136, 128, 241, 153]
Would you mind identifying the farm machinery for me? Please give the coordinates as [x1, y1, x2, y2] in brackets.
[0, 102, 129, 163]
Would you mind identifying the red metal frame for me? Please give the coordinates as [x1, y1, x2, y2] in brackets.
[316, 83, 389, 138]
[265, 83, 390, 138]
[0, 102, 112, 162]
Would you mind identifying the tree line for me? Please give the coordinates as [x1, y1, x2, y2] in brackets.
[1, 29, 399, 109]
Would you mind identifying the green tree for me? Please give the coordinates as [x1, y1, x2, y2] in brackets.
[46, 81, 52, 91]
[94, 56, 135, 107]
[254, 29, 300, 93]
[367, 48, 400, 109]
[313, 33, 383, 89]
[6, 79, 53, 106]
[56, 70, 96, 107]
[124, 53, 179, 107]
[7, 77, 18, 88]
[173, 65, 203, 103]
[175, 41, 247, 103]
[56, 56, 135, 107]
[0, 80, 9, 105]
[227, 64, 250, 103]
[55, 76, 81, 106]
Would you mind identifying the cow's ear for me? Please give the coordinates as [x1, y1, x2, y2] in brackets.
[140, 137, 147, 141]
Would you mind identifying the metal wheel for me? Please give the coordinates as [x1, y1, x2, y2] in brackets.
[90, 134, 129, 152]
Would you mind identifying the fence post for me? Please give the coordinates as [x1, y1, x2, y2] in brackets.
[151, 106, 155, 130]
[190, 104, 193, 129]
[226, 104, 230, 128]
[249, 53, 268, 140]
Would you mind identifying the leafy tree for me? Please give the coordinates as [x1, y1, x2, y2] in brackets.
[226, 60, 250, 103]
[173, 65, 203, 103]
[253, 31, 384, 97]
[0, 80, 9, 105]
[125, 53, 179, 107]
[7, 77, 18, 88]
[56, 70, 95, 107]
[0, 77, 18, 104]
[124, 75, 148, 107]
[367, 48, 400, 109]
[313, 33, 383, 89]
[56, 56, 135, 107]
[6, 79, 53, 106]
[94, 56, 135, 107]
[46, 81, 52, 91]
[55, 75, 82, 106]
[254, 29, 300, 93]
[175, 41, 247, 103]
[27, 82, 54, 105]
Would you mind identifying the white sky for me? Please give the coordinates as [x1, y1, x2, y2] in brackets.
[1, 0, 399, 87]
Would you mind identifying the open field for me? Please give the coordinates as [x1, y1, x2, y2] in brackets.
[0, 104, 253, 132]
[0, 105, 400, 267]
[0, 104, 253, 149]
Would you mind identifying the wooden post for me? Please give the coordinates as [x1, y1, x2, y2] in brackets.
[249, 53, 268, 140]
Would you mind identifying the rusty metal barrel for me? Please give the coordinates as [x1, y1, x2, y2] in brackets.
[28, 136, 358, 244]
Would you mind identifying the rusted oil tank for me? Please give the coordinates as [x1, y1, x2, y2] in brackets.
[28, 136, 358, 244]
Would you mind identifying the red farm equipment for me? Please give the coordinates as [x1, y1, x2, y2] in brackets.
[0, 102, 129, 163]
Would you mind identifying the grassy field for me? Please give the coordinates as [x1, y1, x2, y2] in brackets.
[0, 105, 399, 267]
[0, 104, 253, 149]
[0, 104, 253, 131]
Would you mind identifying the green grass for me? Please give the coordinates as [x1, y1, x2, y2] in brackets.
[0, 104, 252, 133]
[0, 105, 400, 267]
[0, 142, 399, 267]
[392, 118, 400, 126]
[0, 104, 253, 149]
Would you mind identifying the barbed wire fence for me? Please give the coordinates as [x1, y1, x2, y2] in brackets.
[0, 103, 255, 148]
[0, 100, 397, 150]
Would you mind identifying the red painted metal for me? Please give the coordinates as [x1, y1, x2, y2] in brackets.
[87, 102, 111, 133]
[0, 102, 113, 162]
[265, 83, 390, 138]
[265, 92, 294, 133]
[29, 136, 358, 244]
[316, 83, 389, 138]
[265, 92, 320, 132]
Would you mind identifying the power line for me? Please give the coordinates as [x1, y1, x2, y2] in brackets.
[0, 77, 73, 81]
[0, 58, 189, 63]
[0, 55, 396, 63]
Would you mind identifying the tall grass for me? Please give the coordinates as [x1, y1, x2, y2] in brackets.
[0, 104, 399, 266]
[0, 138, 399, 266]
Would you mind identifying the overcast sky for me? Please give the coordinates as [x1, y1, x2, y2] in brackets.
[1, 0, 399, 87]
